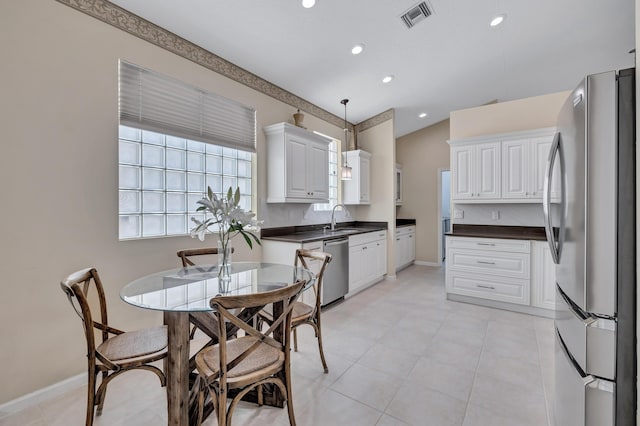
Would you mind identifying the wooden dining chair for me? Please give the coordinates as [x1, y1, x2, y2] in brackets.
[259, 249, 332, 373]
[177, 247, 234, 268]
[194, 279, 307, 426]
[60, 267, 167, 426]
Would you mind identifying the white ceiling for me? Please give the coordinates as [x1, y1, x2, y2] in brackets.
[110, 0, 635, 137]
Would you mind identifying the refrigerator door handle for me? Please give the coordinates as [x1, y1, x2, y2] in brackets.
[543, 131, 564, 264]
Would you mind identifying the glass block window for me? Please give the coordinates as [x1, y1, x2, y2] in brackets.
[314, 139, 339, 211]
[118, 125, 253, 240]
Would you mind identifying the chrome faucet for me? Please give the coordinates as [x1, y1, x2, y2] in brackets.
[330, 203, 347, 231]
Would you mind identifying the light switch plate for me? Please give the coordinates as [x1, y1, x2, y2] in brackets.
[453, 209, 464, 219]
[491, 210, 500, 220]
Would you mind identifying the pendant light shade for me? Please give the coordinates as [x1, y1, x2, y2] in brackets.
[340, 98, 353, 181]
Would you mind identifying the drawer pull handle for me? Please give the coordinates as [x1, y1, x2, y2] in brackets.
[477, 261, 496, 265]
[477, 243, 495, 246]
[477, 284, 495, 290]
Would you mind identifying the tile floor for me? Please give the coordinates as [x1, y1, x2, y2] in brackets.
[0, 265, 555, 426]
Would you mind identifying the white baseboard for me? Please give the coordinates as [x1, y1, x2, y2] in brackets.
[0, 373, 85, 417]
[414, 260, 441, 267]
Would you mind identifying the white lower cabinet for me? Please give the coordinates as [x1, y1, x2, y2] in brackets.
[395, 226, 416, 271]
[348, 231, 387, 295]
[531, 240, 558, 310]
[446, 236, 557, 314]
[261, 240, 322, 306]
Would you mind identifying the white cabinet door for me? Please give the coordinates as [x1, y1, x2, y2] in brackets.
[307, 140, 329, 200]
[285, 135, 310, 199]
[349, 243, 365, 293]
[343, 150, 371, 205]
[531, 135, 560, 201]
[501, 135, 557, 201]
[476, 142, 501, 199]
[501, 139, 528, 199]
[374, 238, 387, 278]
[451, 143, 500, 200]
[531, 241, 558, 310]
[451, 145, 473, 200]
[360, 155, 370, 203]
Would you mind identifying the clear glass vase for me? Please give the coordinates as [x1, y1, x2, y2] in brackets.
[217, 238, 232, 292]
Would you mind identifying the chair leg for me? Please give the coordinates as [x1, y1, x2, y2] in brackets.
[293, 327, 298, 352]
[218, 389, 227, 426]
[315, 321, 329, 373]
[95, 371, 109, 415]
[86, 369, 97, 426]
[284, 367, 296, 426]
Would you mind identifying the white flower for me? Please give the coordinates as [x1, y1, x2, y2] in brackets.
[189, 186, 262, 249]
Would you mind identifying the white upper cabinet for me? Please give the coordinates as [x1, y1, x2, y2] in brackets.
[450, 128, 557, 203]
[342, 150, 371, 205]
[502, 135, 559, 201]
[264, 122, 331, 203]
[451, 142, 501, 200]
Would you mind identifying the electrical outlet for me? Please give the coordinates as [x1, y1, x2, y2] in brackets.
[491, 210, 500, 220]
[453, 209, 464, 219]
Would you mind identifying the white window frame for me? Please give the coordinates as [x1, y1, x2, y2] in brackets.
[314, 137, 340, 211]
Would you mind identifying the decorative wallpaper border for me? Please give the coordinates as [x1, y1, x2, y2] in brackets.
[55, 0, 350, 130]
[355, 109, 394, 133]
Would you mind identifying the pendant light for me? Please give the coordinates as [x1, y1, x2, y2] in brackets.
[340, 98, 353, 180]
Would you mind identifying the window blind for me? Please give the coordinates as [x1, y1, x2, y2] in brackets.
[119, 61, 256, 153]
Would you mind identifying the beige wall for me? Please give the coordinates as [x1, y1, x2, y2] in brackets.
[354, 119, 397, 275]
[450, 91, 571, 140]
[0, 1, 344, 403]
[396, 119, 450, 264]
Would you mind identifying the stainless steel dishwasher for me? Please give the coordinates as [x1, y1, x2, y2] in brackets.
[322, 237, 349, 306]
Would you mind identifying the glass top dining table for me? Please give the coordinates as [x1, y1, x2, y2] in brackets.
[120, 262, 315, 425]
[121, 262, 315, 311]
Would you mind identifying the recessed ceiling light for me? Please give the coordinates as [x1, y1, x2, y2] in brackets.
[419, 112, 428, 118]
[490, 14, 505, 27]
[302, 0, 316, 8]
[382, 75, 394, 84]
[351, 44, 365, 55]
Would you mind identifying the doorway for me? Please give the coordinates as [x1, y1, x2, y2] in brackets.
[439, 169, 451, 263]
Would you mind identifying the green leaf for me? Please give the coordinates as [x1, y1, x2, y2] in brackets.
[226, 186, 233, 201]
[239, 230, 253, 249]
[207, 186, 214, 200]
[234, 187, 241, 205]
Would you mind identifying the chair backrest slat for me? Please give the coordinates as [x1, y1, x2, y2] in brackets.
[294, 249, 332, 312]
[176, 247, 235, 267]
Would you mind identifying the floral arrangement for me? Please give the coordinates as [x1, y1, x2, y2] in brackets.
[190, 186, 262, 261]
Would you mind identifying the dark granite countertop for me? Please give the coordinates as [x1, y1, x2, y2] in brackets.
[446, 224, 548, 241]
[261, 221, 387, 243]
[396, 218, 416, 227]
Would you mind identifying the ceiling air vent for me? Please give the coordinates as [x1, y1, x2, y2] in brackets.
[401, 1, 433, 29]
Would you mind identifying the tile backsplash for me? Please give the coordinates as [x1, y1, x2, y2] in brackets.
[258, 199, 353, 229]
[451, 203, 560, 227]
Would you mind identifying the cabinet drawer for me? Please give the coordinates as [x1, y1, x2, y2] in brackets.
[447, 248, 529, 279]
[349, 230, 386, 247]
[447, 271, 530, 305]
[446, 237, 530, 253]
[395, 226, 415, 236]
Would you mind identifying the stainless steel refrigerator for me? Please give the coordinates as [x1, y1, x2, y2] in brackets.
[544, 68, 636, 425]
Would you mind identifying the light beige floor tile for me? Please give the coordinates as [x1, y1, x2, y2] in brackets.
[462, 402, 543, 426]
[476, 351, 545, 393]
[375, 413, 411, 425]
[323, 330, 377, 362]
[424, 338, 483, 372]
[431, 324, 486, 350]
[468, 373, 548, 425]
[381, 328, 438, 356]
[297, 388, 383, 426]
[482, 329, 540, 366]
[358, 343, 420, 378]
[408, 357, 476, 402]
[385, 382, 467, 426]
[330, 364, 402, 410]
